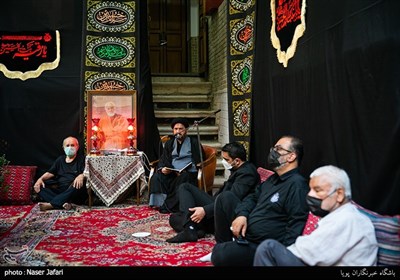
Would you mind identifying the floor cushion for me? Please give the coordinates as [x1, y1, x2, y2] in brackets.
[301, 212, 320, 236]
[352, 201, 400, 266]
[0, 165, 37, 205]
[257, 167, 274, 183]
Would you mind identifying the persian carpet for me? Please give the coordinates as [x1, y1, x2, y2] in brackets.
[0, 204, 215, 266]
[0, 205, 34, 236]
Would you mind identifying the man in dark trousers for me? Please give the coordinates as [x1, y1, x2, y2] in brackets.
[211, 135, 309, 266]
[166, 142, 260, 243]
[253, 165, 378, 266]
[33, 136, 87, 211]
[149, 118, 204, 213]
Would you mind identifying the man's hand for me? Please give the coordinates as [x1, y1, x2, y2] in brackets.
[189, 207, 206, 223]
[231, 216, 247, 238]
[72, 174, 85, 189]
[33, 178, 45, 193]
[160, 167, 173, 175]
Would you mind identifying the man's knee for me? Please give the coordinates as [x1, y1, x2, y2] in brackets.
[211, 243, 223, 266]
[215, 191, 238, 211]
[256, 239, 276, 254]
[220, 190, 235, 199]
[179, 182, 193, 191]
[254, 239, 280, 266]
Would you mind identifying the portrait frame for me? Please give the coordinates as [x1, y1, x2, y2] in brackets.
[86, 90, 137, 154]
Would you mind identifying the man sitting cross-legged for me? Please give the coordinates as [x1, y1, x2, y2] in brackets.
[33, 136, 87, 211]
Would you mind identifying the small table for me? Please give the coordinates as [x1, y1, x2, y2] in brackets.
[84, 155, 146, 207]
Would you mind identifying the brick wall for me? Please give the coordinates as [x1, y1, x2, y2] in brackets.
[208, 0, 229, 146]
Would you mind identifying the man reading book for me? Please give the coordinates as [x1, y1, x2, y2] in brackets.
[162, 162, 193, 173]
[149, 118, 205, 213]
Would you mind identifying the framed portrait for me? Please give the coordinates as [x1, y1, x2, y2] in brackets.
[87, 90, 137, 154]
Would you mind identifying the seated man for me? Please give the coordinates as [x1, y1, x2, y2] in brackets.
[33, 136, 87, 211]
[166, 142, 260, 243]
[98, 101, 129, 150]
[253, 165, 378, 266]
[149, 118, 205, 213]
[211, 135, 309, 266]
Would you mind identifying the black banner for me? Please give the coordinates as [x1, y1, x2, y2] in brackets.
[0, 30, 59, 80]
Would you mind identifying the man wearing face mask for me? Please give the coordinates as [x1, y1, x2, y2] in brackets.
[34, 136, 87, 211]
[166, 142, 259, 243]
[149, 118, 205, 213]
[253, 165, 378, 266]
[211, 135, 309, 266]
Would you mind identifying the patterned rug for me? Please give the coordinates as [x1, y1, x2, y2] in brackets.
[0, 204, 215, 266]
[0, 205, 35, 236]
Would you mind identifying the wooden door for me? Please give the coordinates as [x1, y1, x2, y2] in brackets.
[198, 0, 208, 75]
[148, 0, 187, 74]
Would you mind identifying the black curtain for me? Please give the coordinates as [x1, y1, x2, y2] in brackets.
[251, 0, 400, 215]
[137, 0, 160, 162]
[0, 0, 85, 176]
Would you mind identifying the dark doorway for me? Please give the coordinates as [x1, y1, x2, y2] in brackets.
[148, 0, 188, 74]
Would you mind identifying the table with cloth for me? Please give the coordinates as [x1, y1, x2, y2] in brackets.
[84, 155, 146, 207]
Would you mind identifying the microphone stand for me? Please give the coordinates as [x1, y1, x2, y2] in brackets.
[192, 109, 221, 193]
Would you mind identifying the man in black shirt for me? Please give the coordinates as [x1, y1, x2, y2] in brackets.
[211, 135, 309, 266]
[33, 136, 87, 211]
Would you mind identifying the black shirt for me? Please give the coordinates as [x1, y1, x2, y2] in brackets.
[235, 167, 309, 245]
[48, 154, 85, 188]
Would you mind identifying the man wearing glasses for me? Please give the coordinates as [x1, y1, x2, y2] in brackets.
[211, 135, 309, 266]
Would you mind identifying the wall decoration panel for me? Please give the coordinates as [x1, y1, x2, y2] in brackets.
[227, 0, 256, 157]
[82, 0, 137, 152]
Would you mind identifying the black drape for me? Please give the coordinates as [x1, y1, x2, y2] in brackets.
[0, 0, 85, 176]
[137, 0, 160, 162]
[251, 0, 400, 215]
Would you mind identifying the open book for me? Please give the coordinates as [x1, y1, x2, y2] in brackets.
[160, 162, 193, 173]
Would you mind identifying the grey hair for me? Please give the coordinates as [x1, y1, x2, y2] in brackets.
[310, 165, 352, 198]
[104, 101, 116, 108]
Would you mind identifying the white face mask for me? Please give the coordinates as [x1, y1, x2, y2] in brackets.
[64, 146, 76, 158]
[221, 159, 233, 170]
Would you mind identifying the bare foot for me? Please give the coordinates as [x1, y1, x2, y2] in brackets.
[63, 203, 72, 210]
[39, 202, 53, 211]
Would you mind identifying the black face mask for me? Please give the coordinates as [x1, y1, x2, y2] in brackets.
[267, 149, 283, 169]
[306, 195, 331, 217]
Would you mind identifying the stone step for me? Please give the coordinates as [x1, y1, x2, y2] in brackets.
[153, 94, 210, 103]
[158, 125, 218, 136]
[152, 81, 212, 95]
[154, 109, 219, 119]
[152, 76, 207, 83]
[213, 176, 225, 189]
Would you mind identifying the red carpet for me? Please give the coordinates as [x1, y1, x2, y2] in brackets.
[0, 204, 215, 266]
[0, 204, 34, 236]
